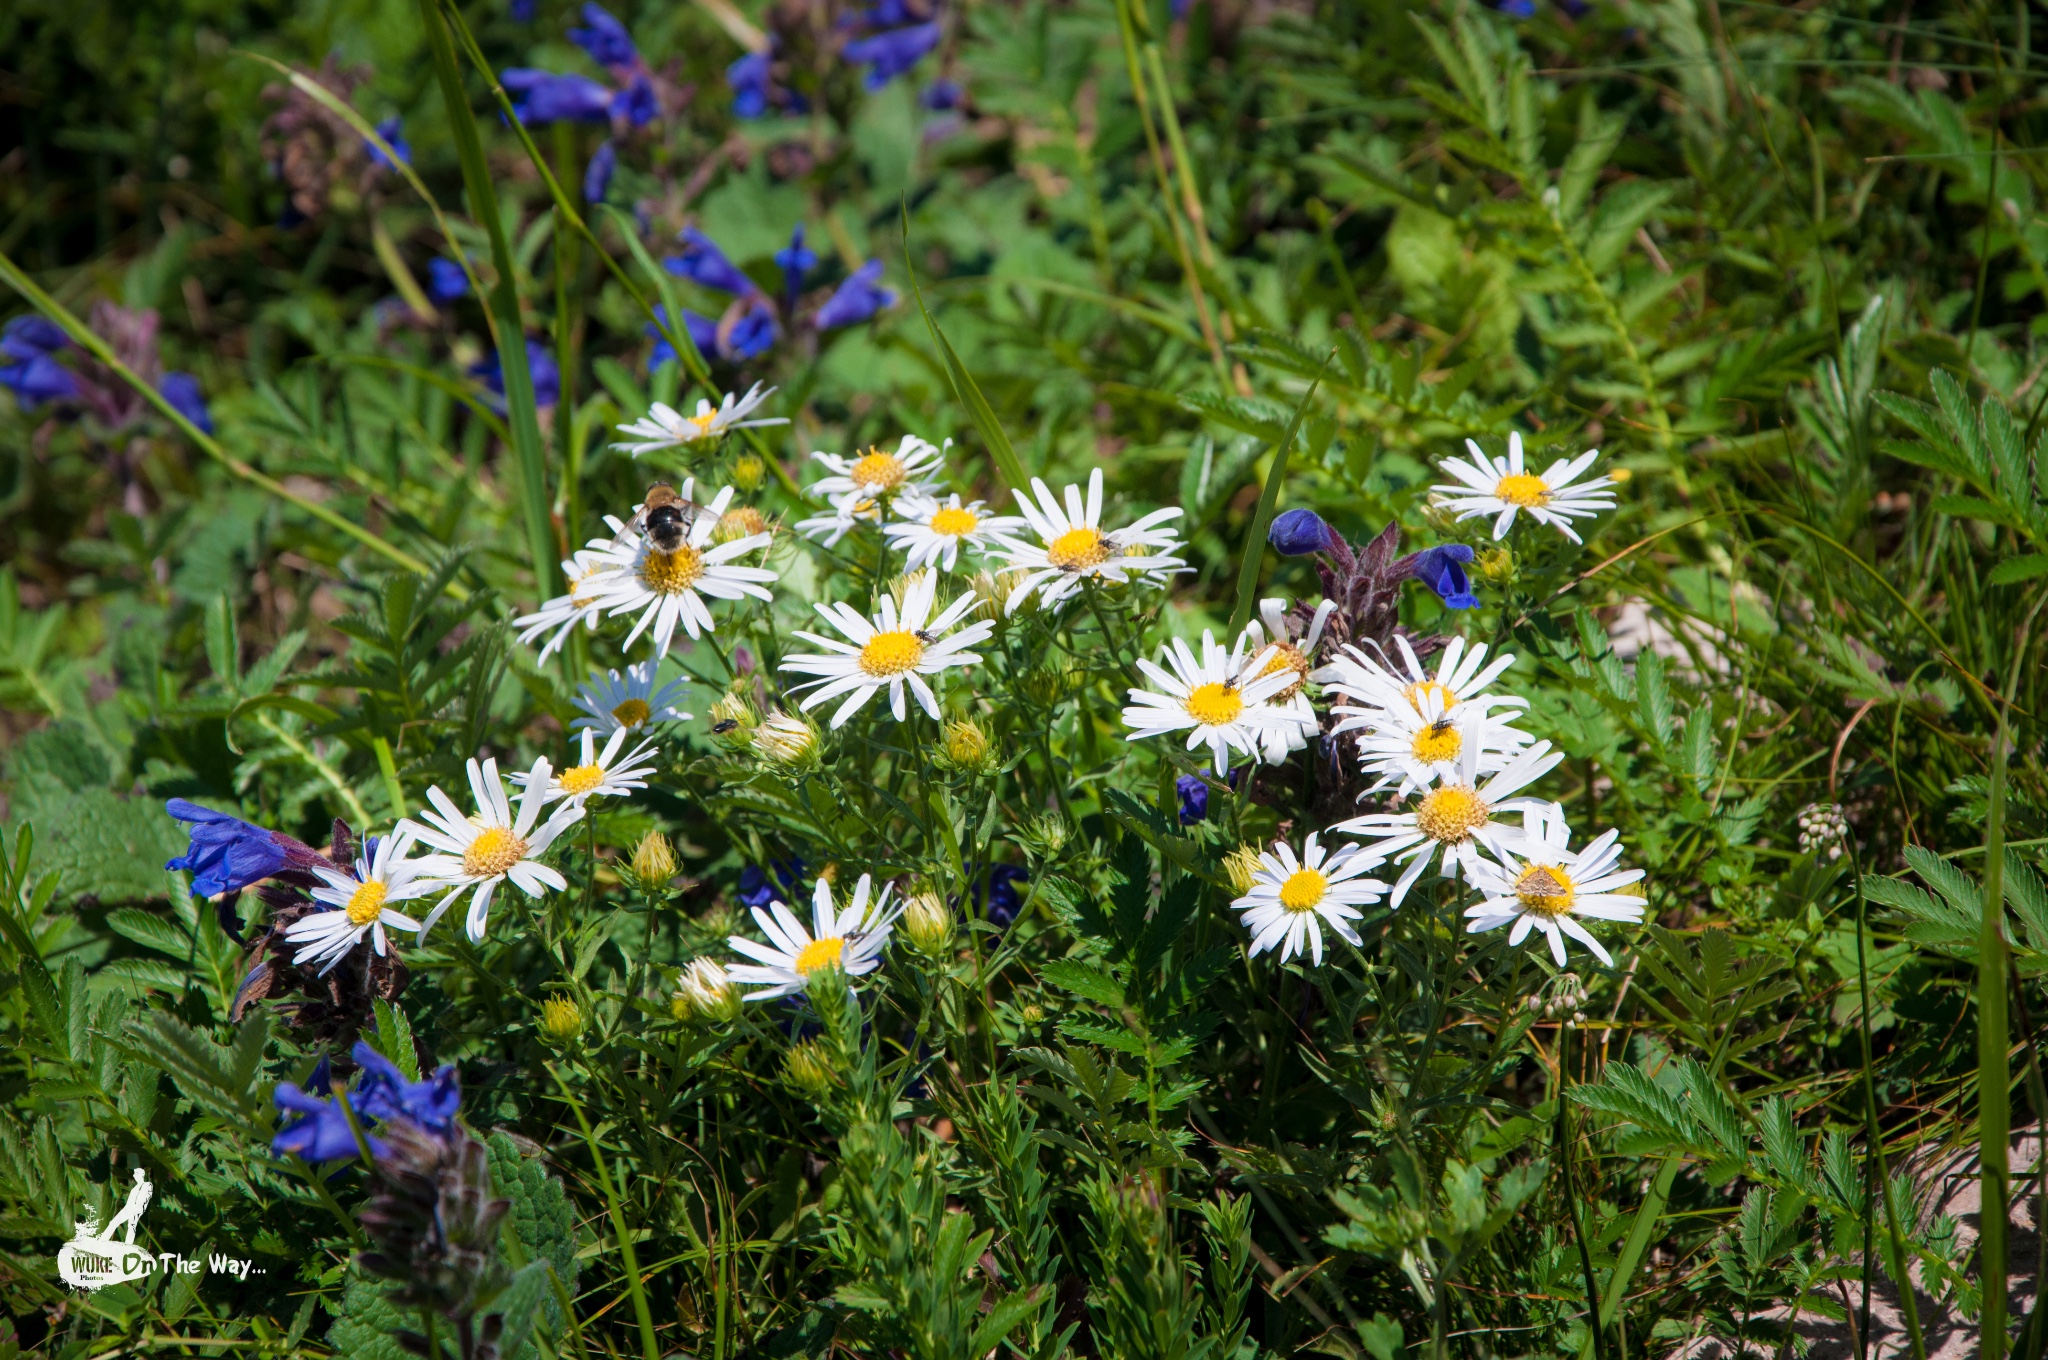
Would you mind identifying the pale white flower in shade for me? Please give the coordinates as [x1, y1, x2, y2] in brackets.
[673, 956, 743, 1022]
[726, 872, 902, 1001]
[1349, 684, 1531, 799]
[882, 493, 1026, 572]
[779, 572, 995, 727]
[1230, 832, 1387, 965]
[514, 549, 624, 662]
[1431, 432, 1616, 543]
[1234, 598, 1337, 762]
[584, 485, 777, 656]
[1332, 739, 1564, 908]
[1319, 634, 1528, 735]
[794, 497, 882, 547]
[807, 434, 946, 513]
[572, 661, 691, 735]
[991, 469, 1186, 613]
[1121, 631, 1299, 777]
[403, 757, 586, 942]
[612, 382, 787, 457]
[751, 710, 820, 767]
[512, 728, 660, 806]
[283, 829, 432, 975]
[1465, 803, 1647, 966]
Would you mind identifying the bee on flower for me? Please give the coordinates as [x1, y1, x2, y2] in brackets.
[991, 469, 1186, 613]
[514, 548, 624, 662]
[611, 382, 787, 457]
[883, 492, 1026, 572]
[1122, 631, 1300, 777]
[512, 727, 660, 806]
[726, 871, 901, 1001]
[585, 484, 778, 656]
[403, 757, 586, 942]
[282, 828, 433, 975]
[1464, 803, 1646, 966]
[1230, 832, 1388, 965]
[572, 661, 691, 735]
[1234, 598, 1337, 762]
[1430, 431, 1616, 543]
[778, 570, 995, 727]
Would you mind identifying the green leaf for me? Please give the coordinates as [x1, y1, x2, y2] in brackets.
[903, 231, 1032, 498]
[1988, 553, 2048, 585]
[1682, 706, 1716, 793]
[1040, 959, 1126, 1009]
[1635, 649, 1673, 747]
[1228, 353, 1332, 637]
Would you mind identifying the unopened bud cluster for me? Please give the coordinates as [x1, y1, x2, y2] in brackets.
[1797, 802, 1849, 860]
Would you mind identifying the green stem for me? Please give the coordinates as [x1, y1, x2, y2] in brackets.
[1227, 356, 1330, 637]
[1983, 709, 2013, 1360]
[551, 1069, 660, 1360]
[1558, 1025, 1609, 1360]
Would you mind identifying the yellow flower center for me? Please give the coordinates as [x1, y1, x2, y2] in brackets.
[858, 630, 926, 677]
[1277, 868, 1328, 913]
[1514, 864, 1576, 915]
[1494, 473, 1551, 508]
[849, 450, 907, 492]
[1402, 680, 1457, 714]
[611, 698, 652, 727]
[929, 506, 979, 537]
[558, 764, 606, 796]
[1414, 785, 1489, 843]
[1257, 642, 1310, 700]
[1184, 682, 1243, 726]
[794, 936, 846, 976]
[686, 409, 719, 437]
[1410, 720, 1462, 764]
[640, 544, 706, 594]
[715, 507, 769, 543]
[345, 879, 388, 926]
[463, 826, 530, 878]
[1046, 526, 1112, 571]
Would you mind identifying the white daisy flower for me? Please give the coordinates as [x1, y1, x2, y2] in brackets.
[794, 497, 883, 547]
[991, 469, 1186, 613]
[1230, 832, 1387, 965]
[1431, 432, 1616, 543]
[514, 549, 624, 662]
[807, 434, 947, 514]
[1465, 803, 1647, 966]
[882, 493, 1026, 572]
[1349, 685, 1531, 799]
[585, 485, 778, 656]
[404, 757, 586, 942]
[779, 571, 996, 727]
[1122, 631, 1299, 777]
[512, 728, 661, 806]
[612, 382, 787, 457]
[283, 829, 433, 975]
[726, 871, 902, 1001]
[1234, 598, 1338, 762]
[1319, 634, 1527, 734]
[1332, 739, 1564, 908]
[572, 661, 691, 735]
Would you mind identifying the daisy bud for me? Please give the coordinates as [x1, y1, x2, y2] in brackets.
[888, 568, 931, 616]
[902, 891, 954, 954]
[1474, 546, 1515, 583]
[941, 719, 990, 773]
[539, 996, 585, 1046]
[783, 1038, 838, 1097]
[1221, 844, 1262, 896]
[714, 504, 772, 544]
[673, 957, 742, 1023]
[628, 830, 677, 889]
[732, 451, 766, 492]
[752, 710, 820, 770]
[1020, 658, 1074, 706]
[1019, 811, 1069, 860]
[710, 689, 759, 748]
[1019, 1002, 1045, 1025]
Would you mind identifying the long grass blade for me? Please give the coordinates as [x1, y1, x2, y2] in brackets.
[1984, 710, 2013, 1358]
[903, 217, 1032, 499]
[1226, 355, 1329, 637]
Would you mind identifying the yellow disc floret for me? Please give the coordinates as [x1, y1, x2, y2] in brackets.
[345, 879, 389, 926]
[558, 764, 606, 796]
[1258, 642, 1311, 700]
[1494, 473, 1551, 508]
[1046, 527, 1112, 571]
[1278, 868, 1328, 913]
[611, 698, 652, 727]
[463, 826, 530, 877]
[1514, 864, 1576, 915]
[849, 449, 907, 492]
[858, 630, 927, 677]
[794, 936, 847, 976]
[640, 543, 706, 594]
[1402, 680, 1456, 713]
[929, 505, 979, 537]
[1414, 785, 1489, 843]
[1410, 721, 1463, 764]
[1184, 682, 1244, 727]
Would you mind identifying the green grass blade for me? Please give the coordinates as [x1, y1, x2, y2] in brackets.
[551, 1066, 658, 1360]
[1984, 711, 2013, 1359]
[1226, 355, 1329, 638]
[418, 0, 555, 588]
[903, 213, 1032, 499]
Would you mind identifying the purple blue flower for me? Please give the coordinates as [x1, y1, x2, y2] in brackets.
[1406, 544, 1478, 610]
[568, 2, 638, 69]
[920, 79, 962, 111]
[2, 315, 70, 361]
[351, 1042, 461, 1133]
[774, 225, 816, 303]
[585, 139, 618, 203]
[975, 865, 1029, 928]
[723, 298, 778, 360]
[738, 857, 808, 908]
[502, 69, 615, 124]
[815, 260, 896, 329]
[1268, 508, 1340, 557]
[0, 354, 78, 409]
[471, 338, 562, 407]
[727, 52, 772, 118]
[273, 1058, 383, 1163]
[159, 373, 214, 435]
[664, 227, 758, 296]
[646, 304, 719, 372]
[1175, 773, 1210, 825]
[843, 20, 942, 92]
[272, 1043, 462, 1164]
[165, 799, 323, 897]
[510, 0, 537, 19]
[1497, 0, 1536, 14]
[366, 116, 411, 169]
[427, 258, 471, 302]
[610, 76, 659, 128]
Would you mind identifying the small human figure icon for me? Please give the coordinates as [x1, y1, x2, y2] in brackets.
[99, 1168, 153, 1245]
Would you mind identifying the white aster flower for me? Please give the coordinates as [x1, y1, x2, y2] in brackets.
[1349, 684, 1530, 799]
[992, 469, 1186, 613]
[807, 434, 946, 514]
[1431, 432, 1616, 543]
[283, 829, 432, 975]
[1122, 631, 1298, 777]
[513, 728, 660, 806]
[572, 661, 691, 734]
[727, 872, 901, 1001]
[1235, 598, 1337, 762]
[794, 496, 883, 547]
[612, 382, 787, 457]
[514, 549, 624, 662]
[1230, 832, 1387, 965]
[779, 571, 995, 726]
[585, 485, 778, 656]
[882, 493, 1026, 572]
[404, 757, 586, 942]
[1465, 803, 1647, 966]
[1320, 634, 1528, 734]
[1332, 739, 1564, 908]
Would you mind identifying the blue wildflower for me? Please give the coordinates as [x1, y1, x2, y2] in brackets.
[815, 260, 896, 329]
[1406, 544, 1478, 610]
[920, 79, 962, 111]
[664, 227, 758, 296]
[723, 298, 778, 360]
[0, 354, 78, 409]
[978, 865, 1029, 928]
[1268, 508, 1340, 557]
[1176, 774, 1210, 825]
[568, 2, 638, 69]
[272, 1058, 383, 1163]
[427, 258, 471, 302]
[510, 0, 537, 19]
[502, 69, 614, 124]
[366, 116, 411, 170]
[584, 139, 618, 204]
[610, 76, 659, 128]
[1497, 0, 1535, 14]
[2, 315, 69, 361]
[351, 1042, 461, 1132]
[843, 20, 942, 92]
[159, 373, 214, 435]
[470, 338, 561, 407]
[738, 857, 808, 909]
[774, 225, 816, 303]
[645, 304, 719, 372]
[727, 52, 772, 118]
[165, 799, 321, 897]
